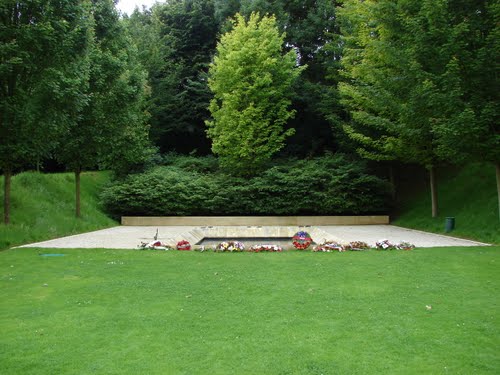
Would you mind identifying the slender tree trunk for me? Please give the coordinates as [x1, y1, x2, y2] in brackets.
[3, 169, 12, 224]
[429, 165, 438, 218]
[75, 168, 81, 218]
[496, 162, 500, 221]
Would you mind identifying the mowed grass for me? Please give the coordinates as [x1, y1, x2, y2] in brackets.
[1, 247, 498, 374]
[0, 171, 117, 250]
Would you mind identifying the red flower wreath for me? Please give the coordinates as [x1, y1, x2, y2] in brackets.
[292, 231, 312, 250]
[176, 240, 191, 251]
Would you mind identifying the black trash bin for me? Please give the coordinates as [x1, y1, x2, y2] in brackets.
[445, 217, 455, 233]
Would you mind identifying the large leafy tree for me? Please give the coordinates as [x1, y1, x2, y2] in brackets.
[238, 0, 343, 156]
[338, 0, 499, 218]
[55, 0, 151, 217]
[206, 12, 304, 174]
[338, 0, 470, 217]
[127, 0, 218, 154]
[429, 1, 500, 220]
[0, 0, 92, 224]
[281, 0, 343, 156]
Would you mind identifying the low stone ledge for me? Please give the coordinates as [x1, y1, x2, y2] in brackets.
[121, 216, 389, 226]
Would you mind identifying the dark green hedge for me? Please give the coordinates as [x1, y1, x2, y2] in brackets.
[100, 155, 392, 217]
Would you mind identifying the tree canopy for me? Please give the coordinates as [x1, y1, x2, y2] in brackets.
[206, 12, 304, 174]
[1, 0, 151, 222]
[0, 0, 93, 223]
[337, 0, 499, 218]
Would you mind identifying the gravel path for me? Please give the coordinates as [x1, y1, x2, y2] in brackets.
[18, 225, 489, 249]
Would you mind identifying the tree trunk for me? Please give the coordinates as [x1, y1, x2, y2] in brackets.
[3, 169, 12, 225]
[429, 165, 438, 218]
[75, 169, 81, 218]
[496, 162, 500, 221]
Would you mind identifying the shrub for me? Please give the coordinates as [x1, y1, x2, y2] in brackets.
[162, 153, 219, 174]
[100, 155, 392, 218]
[100, 167, 216, 218]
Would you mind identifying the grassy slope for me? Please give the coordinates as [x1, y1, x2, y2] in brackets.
[0, 248, 498, 374]
[0, 171, 117, 250]
[392, 162, 500, 245]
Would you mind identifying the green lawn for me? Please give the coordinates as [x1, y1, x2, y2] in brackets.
[1, 247, 498, 374]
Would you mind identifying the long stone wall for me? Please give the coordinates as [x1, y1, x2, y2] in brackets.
[121, 216, 389, 226]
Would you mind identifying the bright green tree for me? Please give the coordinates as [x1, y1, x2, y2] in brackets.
[206, 12, 304, 174]
[0, 0, 92, 224]
[227, 0, 345, 156]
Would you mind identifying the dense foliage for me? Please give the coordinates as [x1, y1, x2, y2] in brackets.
[206, 13, 303, 174]
[1, 0, 92, 222]
[0, 0, 91, 173]
[337, 0, 499, 217]
[125, 0, 343, 156]
[125, 0, 217, 154]
[100, 155, 391, 217]
[1, 0, 151, 222]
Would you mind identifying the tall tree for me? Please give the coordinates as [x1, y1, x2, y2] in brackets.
[240, 0, 343, 156]
[55, 0, 151, 217]
[337, 0, 465, 217]
[430, 1, 500, 220]
[0, 0, 92, 224]
[206, 12, 304, 174]
[127, 0, 218, 154]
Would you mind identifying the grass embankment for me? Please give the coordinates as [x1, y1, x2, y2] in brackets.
[393, 162, 500, 244]
[0, 171, 117, 250]
[1, 248, 499, 374]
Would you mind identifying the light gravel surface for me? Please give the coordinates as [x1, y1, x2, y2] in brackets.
[18, 225, 489, 249]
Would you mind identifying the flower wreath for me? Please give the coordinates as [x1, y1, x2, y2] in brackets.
[216, 241, 245, 252]
[313, 242, 345, 252]
[292, 231, 313, 250]
[176, 240, 191, 251]
[250, 244, 283, 252]
[375, 239, 395, 250]
[139, 241, 173, 250]
[346, 241, 370, 251]
[396, 241, 415, 250]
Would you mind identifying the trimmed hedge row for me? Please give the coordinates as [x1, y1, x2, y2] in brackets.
[100, 155, 392, 218]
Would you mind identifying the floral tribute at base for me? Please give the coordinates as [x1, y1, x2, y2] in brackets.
[292, 231, 313, 250]
[176, 240, 191, 251]
[136, 232, 416, 253]
[396, 241, 415, 250]
[375, 239, 395, 250]
[215, 241, 245, 252]
[313, 242, 345, 252]
[138, 241, 173, 250]
[345, 241, 370, 251]
[250, 244, 283, 252]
